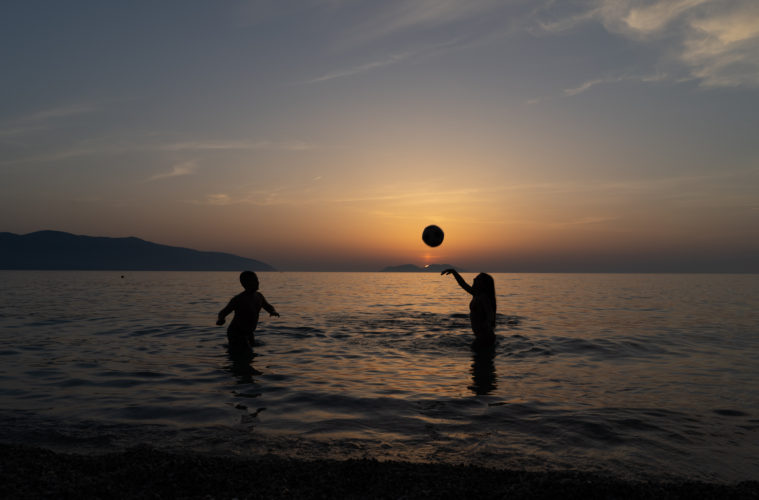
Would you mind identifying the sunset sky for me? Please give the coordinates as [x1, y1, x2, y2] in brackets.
[2, 1, 758, 271]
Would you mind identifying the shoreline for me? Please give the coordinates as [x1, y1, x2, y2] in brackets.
[1, 444, 756, 499]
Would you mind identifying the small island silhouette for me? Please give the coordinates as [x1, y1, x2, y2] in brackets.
[381, 263, 464, 273]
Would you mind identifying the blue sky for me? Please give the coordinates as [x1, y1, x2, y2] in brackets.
[2, 1, 758, 271]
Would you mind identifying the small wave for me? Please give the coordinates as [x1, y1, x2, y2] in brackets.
[267, 325, 325, 339]
[548, 335, 677, 360]
[713, 409, 749, 417]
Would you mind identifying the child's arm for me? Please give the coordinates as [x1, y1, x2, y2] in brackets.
[441, 269, 474, 295]
[260, 294, 280, 317]
[216, 298, 235, 325]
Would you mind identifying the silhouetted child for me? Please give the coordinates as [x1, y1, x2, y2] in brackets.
[217, 271, 279, 359]
[441, 269, 496, 346]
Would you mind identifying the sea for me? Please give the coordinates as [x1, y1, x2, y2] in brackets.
[0, 271, 757, 483]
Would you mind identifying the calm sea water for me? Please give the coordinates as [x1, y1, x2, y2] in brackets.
[0, 271, 757, 482]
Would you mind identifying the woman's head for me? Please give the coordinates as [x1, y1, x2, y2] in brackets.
[239, 271, 259, 291]
[473, 273, 496, 313]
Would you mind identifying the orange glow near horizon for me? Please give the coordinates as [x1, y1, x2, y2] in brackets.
[6, 93, 755, 273]
[38, 172, 758, 272]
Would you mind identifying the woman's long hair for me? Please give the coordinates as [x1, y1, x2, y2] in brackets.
[475, 273, 496, 327]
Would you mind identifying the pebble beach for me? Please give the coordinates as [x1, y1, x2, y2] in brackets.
[2, 444, 757, 499]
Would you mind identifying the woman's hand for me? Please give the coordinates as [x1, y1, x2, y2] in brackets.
[441, 268, 472, 294]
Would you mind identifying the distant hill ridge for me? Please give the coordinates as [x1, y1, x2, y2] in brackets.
[0, 231, 275, 271]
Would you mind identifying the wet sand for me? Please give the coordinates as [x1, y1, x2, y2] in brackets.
[1, 444, 756, 499]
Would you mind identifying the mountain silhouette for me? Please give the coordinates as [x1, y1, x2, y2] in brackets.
[0, 231, 275, 271]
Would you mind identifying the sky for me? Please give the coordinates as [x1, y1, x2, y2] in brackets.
[1, 0, 758, 272]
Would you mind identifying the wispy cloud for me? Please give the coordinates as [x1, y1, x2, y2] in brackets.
[1, 137, 314, 167]
[0, 104, 97, 138]
[681, 4, 759, 87]
[563, 73, 668, 96]
[302, 0, 506, 84]
[0, 145, 118, 166]
[191, 174, 326, 207]
[566, 215, 618, 225]
[303, 50, 419, 84]
[535, 6, 600, 34]
[22, 104, 97, 122]
[191, 190, 283, 207]
[538, 0, 709, 37]
[342, 0, 499, 46]
[188, 168, 758, 215]
[302, 37, 467, 84]
[158, 139, 314, 152]
[147, 160, 197, 181]
[563, 77, 618, 96]
[621, 0, 709, 35]
[536, 0, 759, 89]
[201, 193, 233, 205]
[0, 124, 49, 138]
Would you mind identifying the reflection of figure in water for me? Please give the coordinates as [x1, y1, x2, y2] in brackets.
[217, 271, 279, 361]
[441, 269, 496, 346]
[470, 344, 496, 395]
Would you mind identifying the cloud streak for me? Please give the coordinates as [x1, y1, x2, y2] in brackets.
[1, 137, 314, 167]
[303, 50, 418, 84]
[158, 140, 314, 152]
[0, 104, 97, 138]
[681, 4, 759, 87]
[302, 37, 468, 84]
[303, 0, 509, 84]
[147, 160, 197, 181]
[538, 0, 759, 89]
[22, 105, 98, 122]
[563, 73, 668, 96]
[340, 0, 500, 46]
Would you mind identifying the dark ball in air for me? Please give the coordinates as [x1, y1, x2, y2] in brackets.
[422, 225, 444, 247]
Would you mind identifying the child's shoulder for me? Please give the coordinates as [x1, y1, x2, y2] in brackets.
[233, 290, 254, 300]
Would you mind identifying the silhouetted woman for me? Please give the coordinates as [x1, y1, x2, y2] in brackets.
[441, 269, 496, 346]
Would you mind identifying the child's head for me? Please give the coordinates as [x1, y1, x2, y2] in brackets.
[239, 271, 259, 291]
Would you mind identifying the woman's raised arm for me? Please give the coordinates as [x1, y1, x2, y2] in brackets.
[441, 269, 473, 295]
